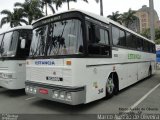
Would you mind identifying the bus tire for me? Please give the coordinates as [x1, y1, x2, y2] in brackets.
[148, 66, 152, 77]
[106, 73, 118, 98]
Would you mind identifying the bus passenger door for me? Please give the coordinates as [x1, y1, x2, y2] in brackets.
[85, 21, 112, 101]
[16, 30, 32, 58]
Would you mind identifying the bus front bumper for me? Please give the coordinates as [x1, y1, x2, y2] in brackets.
[0, 78, 18, 89]
[25, 81, 86, 105]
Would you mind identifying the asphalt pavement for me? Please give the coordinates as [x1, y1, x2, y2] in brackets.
[0, 70, 160, 119]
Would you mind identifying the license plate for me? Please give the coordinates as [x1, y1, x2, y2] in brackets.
[46, 76, 63, 81]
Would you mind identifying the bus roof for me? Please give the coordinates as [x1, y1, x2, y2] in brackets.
[0, 25, 32, 35]
[33, 9, 154, 44]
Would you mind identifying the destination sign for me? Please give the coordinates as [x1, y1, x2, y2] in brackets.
[33, 15, 61, 28]
[32, 11, 83, 28]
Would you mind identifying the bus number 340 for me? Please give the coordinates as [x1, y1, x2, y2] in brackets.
[98, 88, 104, 94]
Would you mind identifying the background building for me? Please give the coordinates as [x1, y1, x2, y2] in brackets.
[135, 5, 160, 33]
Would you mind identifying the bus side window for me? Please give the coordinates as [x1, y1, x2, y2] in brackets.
[86, 23, 98, 54]
[150, 43, 155, 53]
[112, 26, 120, 46]
[112, 26, 126, 47]
[131, 35, 137, 49]
[87, 23, 110, 56]
[99, 28, 109, 45]
[143, 40, 148, 52]
[153, 44, 156, 53]
[119, 30, 126, 46]
[137, 38, 143, 51]
[86, 24, 93, 43]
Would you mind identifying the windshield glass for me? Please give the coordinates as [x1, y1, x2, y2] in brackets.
[0, 31, 14, 57]
[30, 19, 83, 57]
[0, 29, 32, 58]
[9, 31, 19, 56]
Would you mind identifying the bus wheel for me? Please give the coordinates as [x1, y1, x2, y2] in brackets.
[148, 67, 152, 77]
[106, 74, 115, 98]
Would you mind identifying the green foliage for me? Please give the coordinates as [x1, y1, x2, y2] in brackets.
[0, 0, 89, 27]
[62, 0, 88, 10]
[155, 38, 160, 44]
[121, 8, 137, 28]
[108, 8, 160, 44]
[14, 0, 44, 24]
[30, 0, 88, 16]
[141, 28, 150, 38]
[107, 8, 137, 28]
[155, 29, 160, 44]
[141, 28, 160, 43]
[107, 11, 122, 24]
[40, 0, 55, 15]
[0, 9, 28, 28]
[155, 28, 160, 39]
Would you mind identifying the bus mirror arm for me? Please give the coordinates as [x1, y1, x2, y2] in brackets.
[21, 39, 26, 49]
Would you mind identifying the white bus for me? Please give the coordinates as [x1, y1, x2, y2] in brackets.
[0, 25, 32, 89]
[25, 10, 156, 105]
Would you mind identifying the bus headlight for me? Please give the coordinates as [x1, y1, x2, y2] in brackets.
[26, 86, 37, 94]
[25, 86, 29, 92]
[33, 88, 37, 94]
[59, 91, 65, 99]
[53, 91, 59, 98]
[30, 87, 33, 93]
[66, 92, 72, 101]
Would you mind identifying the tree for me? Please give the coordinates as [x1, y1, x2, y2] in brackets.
[141, 28, 150, 38]
[0, 9, 28, 28]
[141, 28, 160, 44]
[141, 28, 160, 39]
[121, 8, 137, 28]
[14, 0, 44, 24]
[155, 29, 160, 39]
[107, 11, 122, 24]
[95, 0, 103, 16]
[40, 0, 68, 16]
[53, 0, 64, 10]
[60, 0, 88, 10]
[40, 0, 55, 15]
[155, 38, 160, 44]
[152, 29, 160, 44]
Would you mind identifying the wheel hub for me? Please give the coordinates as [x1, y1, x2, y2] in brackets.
[106, 77, 115, 94]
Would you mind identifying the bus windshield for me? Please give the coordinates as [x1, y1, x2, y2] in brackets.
[30, 19, 83, 57]
[0, 29, 32, 58]
[0, 31, 18, 57]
